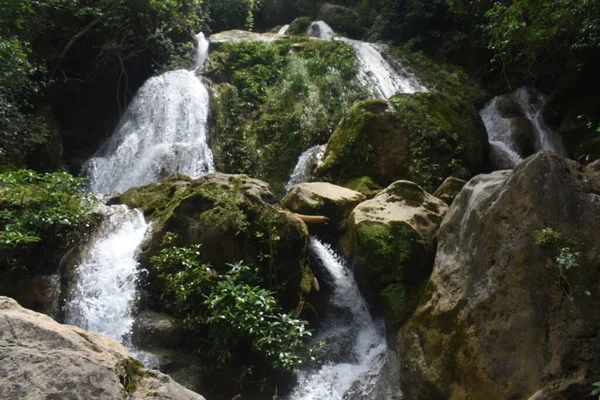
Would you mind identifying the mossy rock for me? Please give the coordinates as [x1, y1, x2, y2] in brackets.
[343, 180, 447, 328]
[125, 173, 310, 310]
[433, 177, 467, 205]
[318, 3, 363, 39]
[315, 99, 411, 187]
[287, 17, 313, 35]
[389, 91, 489, 191]
[342, 176, 382, 198]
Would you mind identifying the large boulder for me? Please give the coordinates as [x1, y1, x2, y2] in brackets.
[318, 3, 362, 38]
[342, 181, 448, 327]
[0, 296, 204, 400]
[282, 182, 366, 228]
[316, 93, 488, 192]
[433, 176, 467, 205]
[398, 151, 600, 400]
[315, 99, 411, 187]
[120, 173, 312, 309]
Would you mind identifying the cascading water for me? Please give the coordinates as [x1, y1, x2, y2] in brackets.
[480, 86, 567, 169]
[278, 24, 290, 35]
[84, 33, 215, 193]
[65, 205, 149, 342]
[307, 21, 427, 98]
[289, 238, 398, 400]
[285, 144, 326, 191]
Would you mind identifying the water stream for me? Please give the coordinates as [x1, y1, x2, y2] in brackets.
[480, 86, 567, 169]
[84, 33, 215, 193]
[285, 144, 326, 191]
[289, 238, 397, 400]
[307, 21, 427, 98]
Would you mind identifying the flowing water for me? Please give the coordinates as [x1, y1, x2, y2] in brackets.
[278, 24, 290, 35]
[480, 86, 567, 169]
[307, 21, 426, 98]
[285, 144, 326, 191]
[289, 238, 397, 400]
[84, 33, 214, 194]
[65, 205, 149, 342]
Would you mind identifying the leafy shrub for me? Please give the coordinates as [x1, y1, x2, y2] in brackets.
[533, 227, 563, 247]
[152, 239, 313, 371]
[0, 170, 96, 273]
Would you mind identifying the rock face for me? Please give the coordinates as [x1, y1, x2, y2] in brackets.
[0, 296, 205, 400]
[398, 151, 600, 400]
[282, 182, 366, 228]
[120, 173, 312, 308]
[209, 30, 284, 48]
[342, 181, 448, 327]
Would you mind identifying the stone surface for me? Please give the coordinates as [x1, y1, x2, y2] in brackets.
[282, 182, 366, 228]
[132, 311, 184, 350]
[528, 388, 568, 400]
[342, 180, 448, 327]
[0, 296, 205, 400]
[398, 151, 600, 400]
[209, 30, 284, 47]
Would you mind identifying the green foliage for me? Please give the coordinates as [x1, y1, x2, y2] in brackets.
[592, 381, 600, 399]
[152, 241, 313, 371]
[117, 357, 145, 396]
[197, 179, 250, 235]
[534, 227, 563, 247]
[0, 170, 96, 273]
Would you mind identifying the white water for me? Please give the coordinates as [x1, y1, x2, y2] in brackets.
[285, 144, 326, 191]
[84, 33, 214, 193]
[65, 205, 149, 342]
[278, 24, 290, 35]
[290, 238, 392, 400]
[307, 21, 426, 98]
[480, 86, 567, 169]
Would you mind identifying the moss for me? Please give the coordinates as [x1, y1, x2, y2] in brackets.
[117, 357, 145, 396]
[299, 265, 315, 295]
[119, 174, 191, 221]
[343, 176, 382, 198]
[389, 92, 487, 191]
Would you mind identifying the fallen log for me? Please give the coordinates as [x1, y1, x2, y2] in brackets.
[294, 214, 329, 225]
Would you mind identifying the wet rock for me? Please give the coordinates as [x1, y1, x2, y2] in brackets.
[528, 388, 568, 400]
[132, 311, 184, 350]
[12, 274, 61, 319]
[318, 3, 361, 38]
[282, 182, 366, 228]
[398, 151, 600, 400]
[0, 296, 205, 400]
[342, 180, 448, 327]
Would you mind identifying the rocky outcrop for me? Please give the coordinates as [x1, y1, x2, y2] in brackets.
[208, 30, 284, 48]
[282, 182, 366, 228]
[398, 151, 600, 400]
[120, 173, 312, 308]
[0, 296, 204, 400]
[342, 181, 448, 327]
[318, 3, 362, 38]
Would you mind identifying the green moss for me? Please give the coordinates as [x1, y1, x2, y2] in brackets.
[119, 174, 191, 221]
[117, 357, 145, 396]
[300, 265, 315, 295]
[389, 92, 487, 191]
[343, 176, 382, 197]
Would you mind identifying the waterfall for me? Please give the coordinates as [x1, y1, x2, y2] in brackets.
[65, 205, 149, 342]
[289, 238, 396, 400]
[84, 33, 215, 194]
[307, 21, 427, 98]
[480, 86, 567, 169]
[285, 144, 326, 191]
[278, 24, 290, 35]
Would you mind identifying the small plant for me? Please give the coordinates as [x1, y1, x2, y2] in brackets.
[117, 357, 145, 397]
[534, 227, 563, 247]
[152, 239, 314, 372]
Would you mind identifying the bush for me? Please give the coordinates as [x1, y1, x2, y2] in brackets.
[152, 239, 314, 371]
[0, 170, 96, 274]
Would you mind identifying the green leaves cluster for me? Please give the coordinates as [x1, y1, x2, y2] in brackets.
[534, 227, 582, 296]
[0, 170, 96, 272]
[152, 240, 313, 371]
